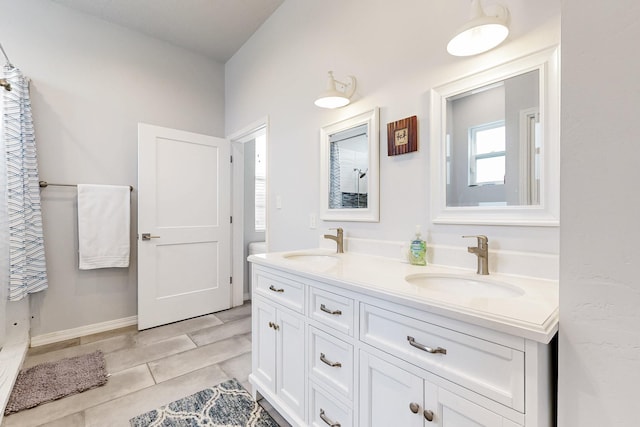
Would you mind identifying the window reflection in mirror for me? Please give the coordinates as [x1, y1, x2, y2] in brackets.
[329, 124, 368, 209]
[446, 70, 539, 207]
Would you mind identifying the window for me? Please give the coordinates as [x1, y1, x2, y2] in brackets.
[469, 121, 506, 186]
[254, 133, 266, 231]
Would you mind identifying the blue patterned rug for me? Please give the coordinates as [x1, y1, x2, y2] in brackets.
[129, 378, 280, 427]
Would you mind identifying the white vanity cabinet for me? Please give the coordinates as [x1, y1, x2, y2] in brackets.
[360, 303, 526, 413]
[360, 340, 525, 427]
[249, 259, 556, 427]
[251, 269, 306, 425]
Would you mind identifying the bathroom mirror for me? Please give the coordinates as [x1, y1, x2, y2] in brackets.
[430, 47, 559, 226]
[320, 108, 379, 222]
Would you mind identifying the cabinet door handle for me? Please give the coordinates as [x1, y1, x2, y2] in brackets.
[319, 409, 341, 427]
[407, 336, 447, 355]
[320, 304, 342, 315]
[320, 353, 342, 368]
[409, 402, 420, 414]
[424, 409, 434, 422]
[268, 285, 284, 293]
[268, 321, 279, 330]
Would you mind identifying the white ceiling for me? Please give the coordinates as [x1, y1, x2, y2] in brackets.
[50, 0, 284, 63]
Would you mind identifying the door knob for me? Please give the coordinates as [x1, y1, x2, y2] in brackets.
[409, 402, 420, 414]
[141, 233, 160, 241]
[424, 409, 434, 422]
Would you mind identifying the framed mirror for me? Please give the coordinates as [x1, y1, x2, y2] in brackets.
[430, 47, 559, 226]
[320, 107, 379, 222]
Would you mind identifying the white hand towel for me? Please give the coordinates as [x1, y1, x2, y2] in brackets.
[77, 184, 130, 270]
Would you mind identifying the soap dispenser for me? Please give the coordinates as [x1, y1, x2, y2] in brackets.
[409, 226, 427, 266]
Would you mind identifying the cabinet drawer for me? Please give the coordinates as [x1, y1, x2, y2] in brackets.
[254, 269, 304, 313]
[309, 286, 355, 336]
[360, 304, 525, 412]
[310, 381, 353, 427]
[309, 326, 354, 401]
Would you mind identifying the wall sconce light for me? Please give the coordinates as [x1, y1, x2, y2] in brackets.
[447, 0, 510, 57]
[314, 71, 357, 109]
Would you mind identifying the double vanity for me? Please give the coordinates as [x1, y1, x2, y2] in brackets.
[248, 249, 558, 427]
[249, 45, 561, 426]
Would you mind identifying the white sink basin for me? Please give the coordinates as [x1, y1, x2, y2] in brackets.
[284, 254, 338, 262]
[404, 274, 525, 298]
[282, 251, 341, 270]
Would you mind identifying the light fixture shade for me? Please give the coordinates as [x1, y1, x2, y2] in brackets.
[314, 71, 356, 109]
[314, 96, 351, 109]
[447, 0, 509, 57]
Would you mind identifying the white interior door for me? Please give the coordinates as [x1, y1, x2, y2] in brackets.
[138, 123, 231, 330]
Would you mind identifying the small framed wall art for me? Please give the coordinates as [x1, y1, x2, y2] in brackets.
[387, 115, 417, 156]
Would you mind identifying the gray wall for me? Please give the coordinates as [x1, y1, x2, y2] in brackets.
[225, 0, 560, 257]
[559, 0, 640, 425]
[0, 0, 225, 336]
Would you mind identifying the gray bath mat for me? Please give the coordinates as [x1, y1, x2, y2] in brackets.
[4, 350, 108, 415]
[130, 378, 280, 426]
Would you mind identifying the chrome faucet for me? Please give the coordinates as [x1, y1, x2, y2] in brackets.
[463, 235, 489, 275]
[324, 227, 344, 253]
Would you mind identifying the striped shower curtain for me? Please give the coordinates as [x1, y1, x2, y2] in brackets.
[2, 65, 48, 301]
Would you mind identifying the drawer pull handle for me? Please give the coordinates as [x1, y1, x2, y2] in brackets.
[407, 336, 447, 355]
[320, 353, 342, 368]
[320, 409, 341, 427]
[424, 409, 434, 422]
[409, 402, 420, 414]
[320, 304, 342, 315]
[268, 321, 279, 330]
[268, 285, 284, 293]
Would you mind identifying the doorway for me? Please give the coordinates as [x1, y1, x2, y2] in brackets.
[229, 119, 269, 306]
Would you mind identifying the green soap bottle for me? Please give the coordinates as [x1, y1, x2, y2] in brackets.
[409, 226, 427, 266]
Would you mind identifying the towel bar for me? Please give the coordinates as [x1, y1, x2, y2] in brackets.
[39, 181, 133, 192]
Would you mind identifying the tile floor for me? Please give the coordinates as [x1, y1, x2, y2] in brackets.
[1, 302, 291, 427]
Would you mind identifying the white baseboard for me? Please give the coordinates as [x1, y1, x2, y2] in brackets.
[30, 316, 138, 348]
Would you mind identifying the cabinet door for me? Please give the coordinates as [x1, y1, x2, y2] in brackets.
[276, 308, 306, 419]
[437, 387, 514, 427]
[252, 299, 277, 393]
[360, 351, 424, 427]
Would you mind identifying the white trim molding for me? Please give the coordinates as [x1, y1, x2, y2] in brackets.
[30, 315, 138, 348]
[228, 116, 270, 308]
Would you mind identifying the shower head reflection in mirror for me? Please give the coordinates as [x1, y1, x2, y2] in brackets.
[320, 108, 380, 222]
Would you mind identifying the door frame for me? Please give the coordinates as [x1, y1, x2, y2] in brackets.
[228, 117, 269, 306]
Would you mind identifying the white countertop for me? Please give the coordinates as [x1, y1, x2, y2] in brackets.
[249, 249, 559, 343]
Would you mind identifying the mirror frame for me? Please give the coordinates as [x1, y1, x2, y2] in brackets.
[320, 107, 380, 222]
[430, 47, 560, 226]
